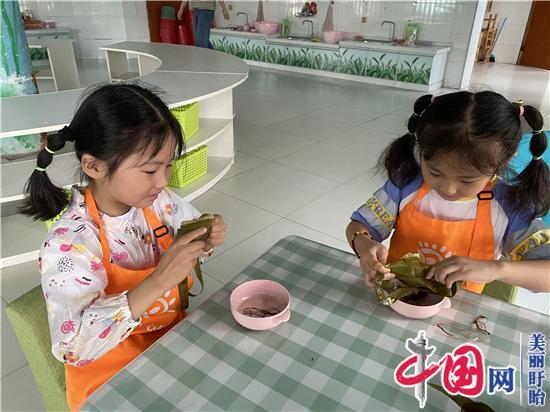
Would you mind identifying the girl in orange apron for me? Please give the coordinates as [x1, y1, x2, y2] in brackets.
[23, 85, 227, 411]
[63, 188, 190, 410]
[386, 182, 494, 293]
[348, 91, 550, 294]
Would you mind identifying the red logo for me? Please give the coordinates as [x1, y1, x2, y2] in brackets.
[394, 330, 485, 408]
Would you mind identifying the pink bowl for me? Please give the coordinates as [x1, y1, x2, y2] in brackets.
[322, 31, 344, 44]
[255, 21, 280, 35]
[390, 294, 451, 319]
[230, 280, 290, 330]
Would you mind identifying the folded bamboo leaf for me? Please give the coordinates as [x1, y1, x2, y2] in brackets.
[375, 254, 457, 305]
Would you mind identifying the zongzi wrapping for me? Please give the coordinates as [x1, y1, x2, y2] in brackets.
[375, 253, 457, 305]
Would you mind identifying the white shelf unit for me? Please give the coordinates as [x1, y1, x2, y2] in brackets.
[0, 41, 248, 270]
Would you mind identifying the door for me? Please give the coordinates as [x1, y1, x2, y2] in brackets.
[519, 1, 550, 69]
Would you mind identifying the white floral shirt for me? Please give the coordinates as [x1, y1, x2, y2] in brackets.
[40, 187, 201, 366]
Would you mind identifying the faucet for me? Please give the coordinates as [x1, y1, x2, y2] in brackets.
[236, 12, 249, 27]
[381, 20, 396, 43]
[302, 19, 314, 39]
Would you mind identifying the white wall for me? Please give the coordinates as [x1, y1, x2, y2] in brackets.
[218, 0, 478, 89]
[461, 0, 487, 89]
[489, 0, 532, 64]
[20, 0, 149, 59]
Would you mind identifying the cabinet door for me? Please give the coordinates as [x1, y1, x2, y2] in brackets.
[265, 44, 288, 65]
[365, 50, 399, 80]
[395, 53, 432, 85]
[244, 38, 267, 62]
[210, 35, 247, 59]
[338, 48, 368, 76]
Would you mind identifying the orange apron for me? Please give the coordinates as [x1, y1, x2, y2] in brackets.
[388, 182, 495, 294]
[65, 188, 190, 410]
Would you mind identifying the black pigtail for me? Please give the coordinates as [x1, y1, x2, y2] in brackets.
[21, 129, 71, 220]
[378, 94, 433, 187]
[509, 105, 549, 219]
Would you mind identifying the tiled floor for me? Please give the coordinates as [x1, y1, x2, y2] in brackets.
[2, 59, 549, 410]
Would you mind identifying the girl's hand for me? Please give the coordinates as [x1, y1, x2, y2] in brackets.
[426, 256, 499, 288]
[222, 8, 230, 21]
[355, 236, 395, 287]
[152, 227, 207, 290]
[129, 227, 207, 318]
[204, 214, 227, 251]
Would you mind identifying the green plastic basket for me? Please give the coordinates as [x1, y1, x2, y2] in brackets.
[170, 103, 200, 141]
[169, 145, 208, 188]
[45, 209, 66, 231]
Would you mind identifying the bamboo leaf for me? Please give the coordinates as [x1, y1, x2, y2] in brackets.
[375, 254, 457, 305]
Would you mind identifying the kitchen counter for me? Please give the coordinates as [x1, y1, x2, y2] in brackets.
[211, 28, 451, 56]
[211, 30, 451, 91]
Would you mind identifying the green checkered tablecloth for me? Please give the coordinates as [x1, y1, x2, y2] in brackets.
[84, 235, 549, 411]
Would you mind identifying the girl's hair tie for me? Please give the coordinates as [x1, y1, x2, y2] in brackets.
[44, 146, 55, 154]
[533, 129, 544, 135]
[35, 166, 47, 172]
[411, 112, 420, 118]
[532, 155, 542, 161]
[512, 99, 524, 117]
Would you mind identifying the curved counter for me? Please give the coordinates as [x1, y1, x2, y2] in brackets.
[0, 41, 248, 268]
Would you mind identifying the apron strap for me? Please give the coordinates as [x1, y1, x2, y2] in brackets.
[463, 184, 495, 293]
[84, 188, 115, 267]
[143, 207, 173, 252]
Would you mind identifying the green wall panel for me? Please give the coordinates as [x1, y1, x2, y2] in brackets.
[212, 34, 433, 86]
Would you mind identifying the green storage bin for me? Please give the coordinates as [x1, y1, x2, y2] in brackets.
[169, 145, 208, 188]
[170, 103, 200, 141]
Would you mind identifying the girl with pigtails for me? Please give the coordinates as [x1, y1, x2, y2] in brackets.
[346, 91, 550, 293]
[22, 84, 227, 410]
